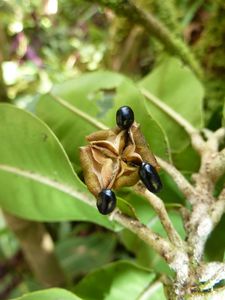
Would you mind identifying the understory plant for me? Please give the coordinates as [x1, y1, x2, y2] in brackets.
[0, 57, 225, 299]
[1, 1, 225, 300]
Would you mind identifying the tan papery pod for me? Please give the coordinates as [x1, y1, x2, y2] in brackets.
[80, 121, 159, 197]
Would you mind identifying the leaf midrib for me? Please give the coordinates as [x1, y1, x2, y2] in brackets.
[0, 164, 93, 206]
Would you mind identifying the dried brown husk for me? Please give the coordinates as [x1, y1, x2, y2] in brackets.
[80, 121, 159, 197]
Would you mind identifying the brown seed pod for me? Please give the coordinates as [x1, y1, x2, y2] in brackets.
[79, 121, 160, 200]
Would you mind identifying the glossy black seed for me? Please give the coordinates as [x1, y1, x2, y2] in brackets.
[116, 106, 134, 130]
[139, 162, 162, 193]
[97, 189, 116, 215]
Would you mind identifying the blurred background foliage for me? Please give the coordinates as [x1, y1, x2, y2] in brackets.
[0, 0, 225, 299]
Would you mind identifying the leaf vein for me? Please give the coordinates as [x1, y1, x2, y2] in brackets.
[0, 164, 93, 206]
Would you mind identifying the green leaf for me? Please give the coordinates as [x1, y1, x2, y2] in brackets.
[11, 288, 82, 300]
[206, 214, 225, 261]
[118, 189, 156, 225]
[172, 143, 200, 173]
[137, 281, 166, 300]
[0, 104, 114, 229]
[56, 232, 117, 278]
[139, 57, 204, 152]
[36, 71, 171, 170]
[74, 260, 156, 300]
[157, 171, 186, 204]
[117, 196, 137, 219]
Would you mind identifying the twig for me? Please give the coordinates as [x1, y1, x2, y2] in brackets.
[113, 211, 176, 263]
[157, 156, 196, 201]
[199, 262, 225, 291]
[208, 148, 225, 182]
[214, 127, 225, 144]
[134, 184, 184, 247]
[49, 93, 107, 130]
[114, 212, 189, 286]
[202, 128, 225, 152]
[188, 205, 214, 261]
[88, 0, 202, 78]
[128, 0, 202, 78]
[210, 187, 225, 228]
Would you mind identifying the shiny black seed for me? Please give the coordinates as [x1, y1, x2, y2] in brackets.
[116, 106, 134, 130]
[97, 189, 116, 215]
[139, 162, 162, 193]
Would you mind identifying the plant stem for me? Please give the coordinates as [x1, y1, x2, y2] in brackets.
[208, 148, 225, 182]
[88, 0, 203, 78]
[157, 157, 196, 200]
[113, 211, 175, 263]
[3, 212, 66, 287]
[214, 128, 225, 144]
[134, 184, 183, 247]
[210, 187, 225, 228]
[128, 0, 202, 77]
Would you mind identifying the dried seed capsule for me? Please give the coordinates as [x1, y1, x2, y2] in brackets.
[116, 106, 134, 129]
[139, 162, 162, 193]
[97, 189, 116, 215]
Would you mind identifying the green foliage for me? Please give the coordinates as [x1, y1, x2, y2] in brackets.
[73, 261, 165, 300]
[36, 71, 170, 168]
[0, 104, 114, 229]
[0, 62, 205, 298]
[172, 143, 200, 173]
[119, 229, 172, 276]
[56, 232, 117, 278]
[118, 206, 185, 276]
[0, 1, 224, 299]
[139, 57, 204, 152]
[11, 288, 82, 300]
[0, 212, 19, 259]
[205, 214, 225, 262]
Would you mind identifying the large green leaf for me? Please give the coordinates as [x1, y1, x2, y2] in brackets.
[11, 288, 82, 300]
[0, 104, 114, 229]
[36, 71, 171, 169]
[139, 57, 204, 152]
[74, 260, 157, 300]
